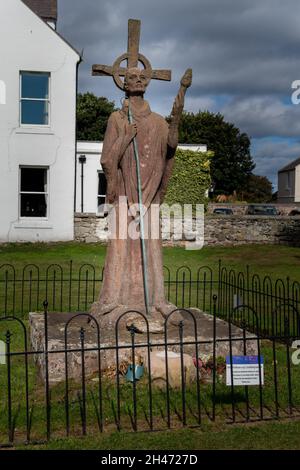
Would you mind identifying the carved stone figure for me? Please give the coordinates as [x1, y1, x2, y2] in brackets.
[91, 19, 192, 326]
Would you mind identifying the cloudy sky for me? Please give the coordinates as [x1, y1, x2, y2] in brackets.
[58, 0, 300, 190]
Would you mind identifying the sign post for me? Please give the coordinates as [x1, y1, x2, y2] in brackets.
[0, 340, 6, 365]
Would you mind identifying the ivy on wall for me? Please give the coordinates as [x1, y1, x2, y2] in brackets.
[164, 149, 213, 207]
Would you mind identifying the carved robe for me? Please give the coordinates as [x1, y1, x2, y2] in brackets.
[91, 100, 176, 319]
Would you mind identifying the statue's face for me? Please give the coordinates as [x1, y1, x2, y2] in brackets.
[124, 68, 149, 94]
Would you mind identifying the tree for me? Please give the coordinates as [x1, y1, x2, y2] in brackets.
[240, 174, 273, 203]
[77, 93, 117, 141]
[178, 111, 255, 194]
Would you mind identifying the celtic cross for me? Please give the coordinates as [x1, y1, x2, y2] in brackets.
[92, 19, 172, 90]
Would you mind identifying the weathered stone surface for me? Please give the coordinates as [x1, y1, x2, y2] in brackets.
[75, 213, 300, 247]
[29, 309, 258, 385]
[205, 215, 300, 246]
[74, 214, 107, 243]
[86, 20, 193, 323]
[147, 350, 196, 388]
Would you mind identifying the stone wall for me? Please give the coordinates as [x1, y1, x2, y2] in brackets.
[74, 213, 300, 247]
[205, 215, 300, 246]
[74, 213, 108, 243]
[207, 203, 300, 216]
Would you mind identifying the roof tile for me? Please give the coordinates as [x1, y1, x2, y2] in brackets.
[22, 0, 57, 21]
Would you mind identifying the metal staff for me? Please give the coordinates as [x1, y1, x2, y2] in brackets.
[128, 101, 150, 316]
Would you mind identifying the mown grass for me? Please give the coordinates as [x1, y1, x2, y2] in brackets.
[0, 319, 299, 448]
[18, 420, 300, 450]
[0, 243, 300, 450]
[0, 242, 300, 280]
[0, 243, 299, 323]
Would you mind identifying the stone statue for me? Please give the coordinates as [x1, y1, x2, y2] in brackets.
[90, 19, 192, 327]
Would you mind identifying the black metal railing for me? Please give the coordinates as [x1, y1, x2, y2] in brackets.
[0, 298, 299, 447]
[1, 261, 299, 336]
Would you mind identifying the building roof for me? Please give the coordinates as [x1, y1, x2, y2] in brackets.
[22, 0, 57, 22]
[21, 0, 81, 58]
[279, 157, 300, 173]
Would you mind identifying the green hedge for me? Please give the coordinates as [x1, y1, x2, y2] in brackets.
[164, 149, 213, 207]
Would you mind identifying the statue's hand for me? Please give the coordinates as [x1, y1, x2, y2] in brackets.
[180, 68, 193, 89]
[106, 190, 116, 204]
[125, 123, 138, 142]
[106, 178, 117, 204]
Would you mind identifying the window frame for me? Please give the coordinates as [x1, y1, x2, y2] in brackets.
[19, 165, 49, 220]
[19, 71, 51, 127]
[285, 171, 292, 191]
[97, 170, 107, 216]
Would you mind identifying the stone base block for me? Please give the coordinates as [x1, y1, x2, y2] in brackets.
[29, 309, 258, 385]
[148, 350, 197, 388]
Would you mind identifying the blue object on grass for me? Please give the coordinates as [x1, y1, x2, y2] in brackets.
[125, 364, 145, 382]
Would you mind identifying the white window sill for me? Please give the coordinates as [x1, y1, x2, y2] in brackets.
[16, 127, 54, 135]
[14, 221, 53, 229]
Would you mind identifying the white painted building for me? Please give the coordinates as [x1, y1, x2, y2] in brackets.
[278, 157, 300, 203]
[0, 0, 208, 243]
[0, 0, 80, 242]
[75, 142, 208, 215]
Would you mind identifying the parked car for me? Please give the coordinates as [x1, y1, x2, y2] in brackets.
[247, 205, 278, 216]
[213, 208, 233, 215]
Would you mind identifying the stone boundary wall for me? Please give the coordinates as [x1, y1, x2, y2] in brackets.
[205, 215, 300, 246]
[207, 203, 300, 216]
[74, 213, 300, 247]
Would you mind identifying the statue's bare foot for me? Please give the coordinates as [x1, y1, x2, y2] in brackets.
[155, 302, 184, 325]
[90, 301, 118, 317]
[90, 301, 184, 333]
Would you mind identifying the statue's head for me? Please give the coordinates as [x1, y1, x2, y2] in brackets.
[124, 67, 150, 95]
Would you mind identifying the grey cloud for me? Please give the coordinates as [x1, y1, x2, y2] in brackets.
[57, 0, 300, 184]
[59, 0, 300, 99]
[252, 138, 300, 188]
[221, 96, 300, 138]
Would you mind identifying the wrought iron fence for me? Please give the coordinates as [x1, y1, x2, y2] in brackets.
[0, 260, 299, 336]
[0, 299, 299, 447]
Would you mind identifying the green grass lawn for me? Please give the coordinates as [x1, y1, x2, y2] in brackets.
[18, 420, 300, 450]
[0, 243, 300, 450]
[0, 242, 299, 280]
[0, 242, 299, 317]
[0, 322, 299, 449]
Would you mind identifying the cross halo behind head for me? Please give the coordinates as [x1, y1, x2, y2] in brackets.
[92, 19, 172, 92]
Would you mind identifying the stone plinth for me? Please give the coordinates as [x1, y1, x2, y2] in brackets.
[29, 309, 258, 385]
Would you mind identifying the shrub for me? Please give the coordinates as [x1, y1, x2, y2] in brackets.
[164, 149, 213, 208]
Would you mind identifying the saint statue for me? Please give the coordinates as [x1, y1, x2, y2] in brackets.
[90, 20, 192, 327]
